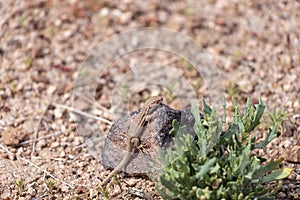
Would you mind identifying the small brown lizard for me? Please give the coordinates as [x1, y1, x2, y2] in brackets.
[100, 96, 163, 186]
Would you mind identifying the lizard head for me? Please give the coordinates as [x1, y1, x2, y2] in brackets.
[145, 96, 163, 115]
[146, 96, 163, 104]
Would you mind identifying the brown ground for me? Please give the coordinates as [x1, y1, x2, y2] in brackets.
[0, 0, 299, 199]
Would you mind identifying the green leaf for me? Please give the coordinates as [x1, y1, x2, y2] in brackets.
[245, 99, 265, 133]
[206, 111, 222, 151]
[158, 148, 169, 167]
[170, 119, 180, 135]
[254, 125, 277, 149]
[155, 184, 173, 200]
[160, 176, 177, 192]
[220, 123, 238, 143]
[261, 168, 293, 183]
[253, 158, 283, 179]
[202, 98, 212, 115]
[237, 142, 251, 173]
[222, 97, 227, 123]
[191, 101, 201, 125]
[195, 158, 216, 179]
[210, 164, 220, 174]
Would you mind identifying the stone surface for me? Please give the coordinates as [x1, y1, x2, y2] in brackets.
[1, 127, 28, 146]
[101, 103, 197, 175]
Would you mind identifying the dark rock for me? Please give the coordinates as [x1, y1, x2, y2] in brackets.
[101, 103, 198, 176]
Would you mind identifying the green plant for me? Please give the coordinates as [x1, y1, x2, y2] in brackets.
[48, 27, 57, 37]
[99, 184, 110, 200]
[266, 108, 290, 135]
[179, 57, 194, 71]
[45, 178, 56, 193]
[18, 16, 25, 26]
[155, 98, 292, 200]
[226, 82, 242, 99]
[99, 175, 122, 199]
[191, 79, 202, 98]
[184, 8, 194, 15]
[164, 84, 175, 102]
[14, 178, 25, 192]
[25, 55, 33, 69]
[80, 68, 89, 77]
[232, 49, 242, 60]
[119, 83, 130, 101]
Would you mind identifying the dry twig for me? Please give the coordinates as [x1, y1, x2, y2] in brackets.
[53, 103, 113, 125]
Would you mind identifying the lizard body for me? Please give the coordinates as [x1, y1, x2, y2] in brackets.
[100, 96, 163, 186]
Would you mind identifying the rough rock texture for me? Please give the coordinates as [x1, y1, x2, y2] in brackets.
[101, 103, 196, 175]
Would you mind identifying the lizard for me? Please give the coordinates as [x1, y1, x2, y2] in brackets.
[100, 96, 163, 187]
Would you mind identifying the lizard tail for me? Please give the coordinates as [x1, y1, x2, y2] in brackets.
[100, 152, 131, 187]
[100, 168, 119, 187]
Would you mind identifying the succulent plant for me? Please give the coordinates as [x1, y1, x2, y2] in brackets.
[156, 99, 292, 200]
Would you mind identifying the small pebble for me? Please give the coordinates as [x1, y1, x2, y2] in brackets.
[126, 178, 139, 186]
[296, 174, 300, 181]
[54, 108, 64, 119]
[60, 151, 66, 158]
[8, 153, 16, 161]
[36, 140, 47, 148]
[27, 187, 36, 196]
[289, 183, 297, 189]
[51, 141, 60, 148]
[277, 192, 286, 198]
[73, 136, 83, 146]
[0, 189, 11, 199]
[47, 85, 57, 95]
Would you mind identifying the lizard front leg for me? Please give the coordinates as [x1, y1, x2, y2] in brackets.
[130, 137, 140, 150]
[144, 112, 157, 122]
